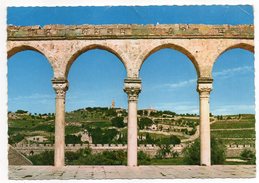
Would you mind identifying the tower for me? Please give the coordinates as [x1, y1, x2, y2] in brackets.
[111, 99, 115, 109]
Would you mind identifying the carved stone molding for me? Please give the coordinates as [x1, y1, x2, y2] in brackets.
[124, 78, 142, 102]
[197, 83, 213, 98]
[7, 24, 254, 40]
[52, 79, 69, 99]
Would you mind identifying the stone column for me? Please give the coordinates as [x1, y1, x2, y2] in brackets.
[197, 78, 213, 166]
[52, 79, 68, 167]
[124, 78, 141, 167]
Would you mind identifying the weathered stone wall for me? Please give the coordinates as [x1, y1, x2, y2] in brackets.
[7, 24, 254, 79]
[7, 24, 254, 40]
[14, 143, 255, 158]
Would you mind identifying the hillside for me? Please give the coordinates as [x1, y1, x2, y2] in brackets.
[8, 108, 255, 147]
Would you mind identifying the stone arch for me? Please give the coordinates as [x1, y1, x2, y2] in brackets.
[214, 43, 254, 64]
[211, 42, 254, 73]
[65, 44, 128, 78]
[138, 43, 200, 77]
[7, 44, 55, 75]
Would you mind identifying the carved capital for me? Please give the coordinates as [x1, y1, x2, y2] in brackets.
[197, 83, 213, 98]
[124, 78, 142, 102]
[52, 79, 69, 99]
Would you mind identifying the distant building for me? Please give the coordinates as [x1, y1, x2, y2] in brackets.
[141, 108, 157, 116]
[111, 99, 115, 109]
[162, 114, 173, 118]
[123, 117, 128, 124]
[149, 124, 158, 131]
[26, 136, 48, 143]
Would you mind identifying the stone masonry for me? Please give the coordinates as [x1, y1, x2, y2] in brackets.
[7, 24, 254, 167]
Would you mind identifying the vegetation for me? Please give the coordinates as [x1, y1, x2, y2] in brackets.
[28, 151, 54, 165]
[111, 117, 125, 128]
[9, 108, 256, 166]
[68, 149, 127, 165]
[138, 117, 153, 130]
[183, 137, 226, 165]
[211, 120, 255, 129]
[211, 130, 255, 138]
[8, 133, 25, 144]
[86, 127, 118, 144]
[240, 149, 256, 164]
[65, 135, 82, 144]
[15, 110, 28, 114]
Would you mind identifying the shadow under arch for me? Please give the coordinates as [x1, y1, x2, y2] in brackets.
[65, 44, 128, 78]
[139, 43, 200, 77]
[7, 45, 55, 75]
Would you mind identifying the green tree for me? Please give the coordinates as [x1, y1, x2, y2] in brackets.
[106, 109, 117, 117]
[183, 137, 226, 165]
[240, 149, 255, 164]
[156, 135, 181, 159]
[65, 135, 82, 144]
[138, 151, 151, 165]
[111, 117, 125, 128]
[28, 151, 54, 165]
[138, 117, 153, 130]
[16, 110, 28, 114]
[9, 133, 25, 144]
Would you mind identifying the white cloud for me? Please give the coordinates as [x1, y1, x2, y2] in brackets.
[150, 66, 253, 91]
[163, 79, 196, 89]
[213, 66, 253, 78]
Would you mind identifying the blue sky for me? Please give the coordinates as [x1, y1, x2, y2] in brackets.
[7, 6, 255, 115]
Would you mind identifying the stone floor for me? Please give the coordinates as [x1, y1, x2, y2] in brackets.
[9, 165, 256, 179]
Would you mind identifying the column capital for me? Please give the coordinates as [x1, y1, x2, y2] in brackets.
[52, 79, 69, 99]
[197, 83, 213, 98]
[124, 78, 141, 102]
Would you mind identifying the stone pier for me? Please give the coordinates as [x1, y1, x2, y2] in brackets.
[124, 78, 141, 166]
[197, 78, 213, 166]
[52, 79, 69, 167]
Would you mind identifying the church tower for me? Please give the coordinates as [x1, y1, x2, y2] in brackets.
[111, 99, 115, 109]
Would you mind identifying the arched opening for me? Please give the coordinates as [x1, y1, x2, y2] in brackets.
[65, 48, 128, 165]
[8, 50, 55, 165]
[65, 44, 127, 78]
[8, 45, 46, 59]
[139, 47, 198, 165]
[139, 43, 199, 76]
[210, 47, 255, 165]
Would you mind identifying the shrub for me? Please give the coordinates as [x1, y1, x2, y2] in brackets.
[138, 117, 153, 130]
[183, 137, 226, 165]
[111, 117, 125, 128]
[65, 134, 82, 144]
[240, 149, 256, 164]
[28, 151, 54, 165]
[72, 149, 126, 165]
[8, 133, 24, 144]
[138, 151, 151, 165]
[171, 151, 179, 158]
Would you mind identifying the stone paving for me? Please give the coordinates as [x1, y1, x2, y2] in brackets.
[9, 165, 256, 179]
